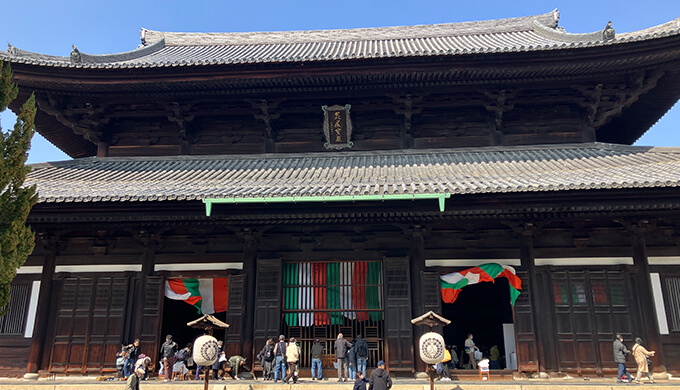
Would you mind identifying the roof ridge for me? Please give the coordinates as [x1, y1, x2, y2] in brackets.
[140, 10, 559, 46]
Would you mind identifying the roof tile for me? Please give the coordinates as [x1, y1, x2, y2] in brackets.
[4, 11, 680, 69]
[25, 143, 680, 204]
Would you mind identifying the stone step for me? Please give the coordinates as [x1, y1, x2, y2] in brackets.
[0, 377, 674, 390]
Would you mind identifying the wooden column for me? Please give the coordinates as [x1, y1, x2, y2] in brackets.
[409, 226, 427, 373]
[134, 231, 157, 337]
[96, 140, 109, 157]
[631, 224, 666, 372]
[26, 234, 59, 373]
[241, 229, 257, 365]
[519, 225, 557, 372]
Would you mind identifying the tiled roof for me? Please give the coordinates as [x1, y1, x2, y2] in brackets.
[3, 10, 680, 69]
[25, 143, 680, 204]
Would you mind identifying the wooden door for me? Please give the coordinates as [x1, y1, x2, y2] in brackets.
[50, 276, 131, 374]
[139, 275, 164, 369]
[253, 259, 283, 356]
[383, 257, 413, 371]
[85, 277, 129, 373]
[551, 270, 634, 374]
[225, 274, 245, 357]
[514, 271, 539, 371]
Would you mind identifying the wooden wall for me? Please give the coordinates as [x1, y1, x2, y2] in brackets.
[2, 206, 679, 376]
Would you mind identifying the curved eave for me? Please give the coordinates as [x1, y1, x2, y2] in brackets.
[4, 18, 680, 70]
[601, 67, 680, 144]
[6, 33, 680, 95]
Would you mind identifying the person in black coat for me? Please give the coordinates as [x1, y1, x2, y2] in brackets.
[613, 334, 633, 383]
[124, 339, 141, 379]
[159, 335, 178, 382]
[368, 361, 392, 390]
[353, 371, 368, 390]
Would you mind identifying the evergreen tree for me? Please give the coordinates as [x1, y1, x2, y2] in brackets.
[0, 61, 37, 315]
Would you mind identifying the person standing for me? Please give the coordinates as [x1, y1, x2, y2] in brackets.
[464, 334, 478, 370]
[449, 345, 459, 369]
[273, 335, 287, 383]
[257, 338, 276, 380]
[310, 339, 324, 380]
[632, 337, 656, 384]
[439, 347, 452, 380]
[160, 334, 178, 382]
[124, 339, 141, 379]
[283, 337, 300, 384]
[348, 344, 357, 380]
[211, 341, 224, 380]
[613, 334, 633, 383]
[368, 360, 392, 390]
[335, 333, 352, 382]
[489, 345, 500, 369]
[354, 335, 369, 378]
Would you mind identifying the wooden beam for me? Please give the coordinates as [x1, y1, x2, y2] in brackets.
[26, 233, 59, 373]
[517, 223, 557, 372]
[409, 226, 427, 373]
[240, 228, 258, 366]
[629, 220, 667, 373]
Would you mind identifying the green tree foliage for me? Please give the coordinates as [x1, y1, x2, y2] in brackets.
[0, 61, 37, 315]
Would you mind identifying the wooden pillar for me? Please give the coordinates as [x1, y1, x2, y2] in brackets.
[631, 228, 666, 372]
[241, 229, 257, 364]
[409, 226, 427, 373]
[96, 141, 109, 157]
[26, 234, 59, 373]
[519, 226, 557, 372]
[134, 232, 157, 337]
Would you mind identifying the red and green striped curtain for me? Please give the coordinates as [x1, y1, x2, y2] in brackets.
[284, 261, 382, 326]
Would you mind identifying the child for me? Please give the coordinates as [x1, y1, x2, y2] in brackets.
[353, 371, 367, 390]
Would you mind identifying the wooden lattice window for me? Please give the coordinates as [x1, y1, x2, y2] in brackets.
[0, 284, 31, 335]
[281, 260, 384, 368]
[662, 277, 680, 332]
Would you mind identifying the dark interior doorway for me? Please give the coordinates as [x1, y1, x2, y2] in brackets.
[441, 278, 513, 369]
[160, 298, 228, 358]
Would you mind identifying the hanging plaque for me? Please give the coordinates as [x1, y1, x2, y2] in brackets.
[322, 104, 353, 150]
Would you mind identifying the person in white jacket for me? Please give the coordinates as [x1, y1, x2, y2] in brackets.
[283, 338, 300, 384]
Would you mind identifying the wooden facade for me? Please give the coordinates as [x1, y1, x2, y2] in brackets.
[1, 10, 680, 378]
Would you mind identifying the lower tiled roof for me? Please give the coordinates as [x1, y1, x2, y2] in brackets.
[25, 143, 680, 204]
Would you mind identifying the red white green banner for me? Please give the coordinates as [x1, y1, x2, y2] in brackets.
[284, 262, 382, 326]
[165, 278, 229, 315]
[440, 263, 522, 305]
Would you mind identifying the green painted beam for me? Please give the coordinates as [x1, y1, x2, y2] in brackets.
[202, 193, 451, 216]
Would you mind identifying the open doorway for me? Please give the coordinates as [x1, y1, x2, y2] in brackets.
[159, 298, 229, 359]
[441, 278, 514, 369]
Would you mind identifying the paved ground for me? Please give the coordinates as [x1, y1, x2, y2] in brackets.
[0, 376, 677, 390]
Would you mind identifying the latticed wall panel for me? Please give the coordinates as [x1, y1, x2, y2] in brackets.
[282, 260, 384, 368]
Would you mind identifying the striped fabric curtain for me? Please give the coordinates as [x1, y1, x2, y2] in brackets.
[283, 261, 382, 326]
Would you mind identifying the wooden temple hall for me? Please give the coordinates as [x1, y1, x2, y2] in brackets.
[2, 9, 680, 378]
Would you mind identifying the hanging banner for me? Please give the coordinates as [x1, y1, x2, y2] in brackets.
[439, 263, 522, 305]
[284, 261, 381, 326]
[165, 278, 229, 315]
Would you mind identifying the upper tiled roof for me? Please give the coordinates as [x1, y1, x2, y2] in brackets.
[25, 143, 680, 204]
[4, 10, 680, 69]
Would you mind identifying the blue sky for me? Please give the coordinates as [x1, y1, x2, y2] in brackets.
[1, 0, 679, 163]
